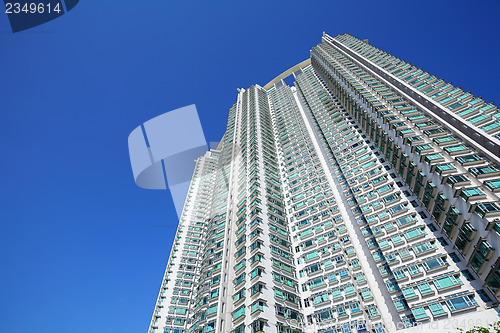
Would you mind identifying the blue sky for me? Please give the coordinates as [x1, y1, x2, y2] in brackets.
[0, 1, 499, 332]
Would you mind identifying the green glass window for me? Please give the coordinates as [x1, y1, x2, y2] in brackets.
[361, 288, 372, 300]
[457, 154, 483, 165]
[408, 265, 421, 276]
[444, 145, 469, 153]
[392, 235, 404, 246]
[393, 296, 408, 311]
[434, 136, 456, 144]
[312, 293, 329, 305]
[331, 289, 342, 299]
[476, 203, 500, 218]
[393, 269, 407, 280]
[422, 257, 447, 271]
[481, 122, 500, 132]
[469, 115, 489, 124]
[411, 307, 428, 320]
[379, 240, 390, 249]
[385, 279, 399, 293]
[445, 295, 478, 312]
[305, 251, 318, 260]
[417, 282, 433, 295]
[487, 267, 500, 293]
[436, 163, 456, 174]
[250, 283, 263, 296]
[471, 240, 494, 271]
[429, 303, 445, 316]
[250, 267, 263, 279]
[425, 153, 444, 163]
[413, 242, 435, 255]
[337, 306, 347, 317]
[434, 275, 462, 290]
[207, 305, 218, 315]
[344, 286, 356, 296]
[402, 287, 416, 299]
[233, 306, 245, 320]
[485, 180, 500, 191]
[404, 228, 425, 240]
[366, 306, 379, 318]
[234, 273, 245, 285]
[250, 301, 264, 313]
[460, 188, 485, 200]
[415, 144, 432, 154]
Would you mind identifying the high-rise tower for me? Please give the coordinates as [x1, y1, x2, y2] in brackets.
[143, 33, 500, 333]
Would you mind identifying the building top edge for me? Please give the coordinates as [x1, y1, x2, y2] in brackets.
[262, 58, 311, 91]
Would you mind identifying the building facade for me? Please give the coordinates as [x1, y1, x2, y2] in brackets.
[146, 33, 500, 333]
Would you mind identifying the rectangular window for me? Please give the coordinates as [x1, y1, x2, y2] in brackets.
[429, 302, 446, 316]
[445, 295, 478, 312]
[434, 275, 462, 290]
[411, 307, 428, 320]
[417, 282, 433, 295]
[402, 287, 416, 299]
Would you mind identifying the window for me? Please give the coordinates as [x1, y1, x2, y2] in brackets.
[312, 293, 329, 305]
[402, 287, 417, 299]
[471, 240, 494, 272]
[404, 227, 425, 240]
[207, 305, 218, 315]
[361, 288, 372, 301]
[233, 289, 245, 302]
[449, 252, 461, 263]
[250, 320, 265, 333]
[355, 273, 366, 284]
[399, 249, 412, 260]
[305, 251, 318, 260]
[250, 301, 264, 314]
[477, 289, 492, 303]
[234, 273, 245, 286]
[233, 306, 245, 320]
[331, 289, 342, 299]
[393, 269, 407, 280]
[250, 253, 262, 265]
[235, 260, 246, 272]
[392, 235, 404, 246]
[350, 302, 361, 314]
[436, 163, 455, 174]
[434, 275, 462, 290]
[366, 305, 379, 318]
[385, 279, 399, 293]
[429, 303, 446, 316]
[309, 277, 325, 289]
[408, 265, 421, 277]
[250, 267, 263, 279]
[204, 320, 216, 332]
[422, 257, 447, 271]
[393, 296, 408, 311]
[445, 295, 478, 312]
[339, 269, 349, 280]
[475, 203, 500, 218]
[327, 274, 337, 283]
[446, 175, 469, 186]
[379, 240, 390, 249]
[413, 242, 435, 255]
[232, 324, 244, 333]
[337, 306, 347, 317]
[250, 283, 263, 296]
[411, 307, 428, 320]
[344, 285, 355, 296]
[460, 188, 485, 201]
[417, 283, 433, 295]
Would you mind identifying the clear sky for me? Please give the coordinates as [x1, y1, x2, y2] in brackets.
[0, 1, 499, 332]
